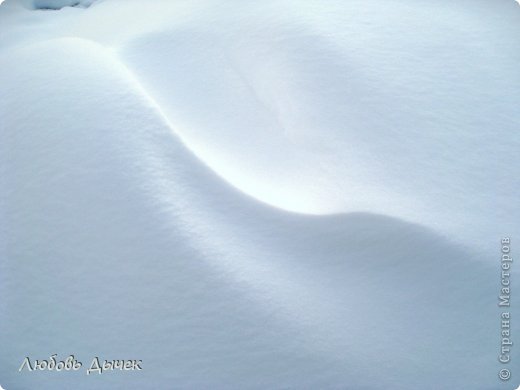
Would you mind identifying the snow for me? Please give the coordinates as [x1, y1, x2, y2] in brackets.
[0, 0, 519, 389]
[32, 0, 95, 10]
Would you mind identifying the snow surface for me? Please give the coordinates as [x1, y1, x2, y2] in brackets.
[0, 0, 519, 389]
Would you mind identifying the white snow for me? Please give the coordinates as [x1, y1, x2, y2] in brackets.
[0, 0, 519, 389]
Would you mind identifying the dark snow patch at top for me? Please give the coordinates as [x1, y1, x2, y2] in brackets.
[32, 0, 94, 10]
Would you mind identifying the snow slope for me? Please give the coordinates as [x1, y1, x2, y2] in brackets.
[1, 1, 519, 389]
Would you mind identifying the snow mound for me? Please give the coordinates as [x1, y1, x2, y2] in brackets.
[0, 1, 519, 389]
[0, 37, 498, 389]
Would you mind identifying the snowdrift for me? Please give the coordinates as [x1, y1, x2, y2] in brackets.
[1, 1, 519, 389]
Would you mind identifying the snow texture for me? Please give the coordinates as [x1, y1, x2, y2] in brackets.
[0, 0, 519, 389]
